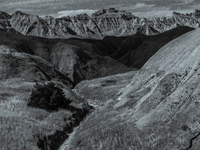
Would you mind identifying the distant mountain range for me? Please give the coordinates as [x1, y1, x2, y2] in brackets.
[1, 8, 200, 39]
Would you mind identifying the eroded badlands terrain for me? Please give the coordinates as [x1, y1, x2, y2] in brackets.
[1, 8, 200, 150]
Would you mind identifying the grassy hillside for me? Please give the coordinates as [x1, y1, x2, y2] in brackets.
[74, 70, 138, 106]
[0, 78, 92, 150]
[64, 28, 200, 150]
[0, 25, 196, 150]
[0, 45, 92, 149]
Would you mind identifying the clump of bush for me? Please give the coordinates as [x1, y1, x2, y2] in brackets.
[27, 82, 72, 111]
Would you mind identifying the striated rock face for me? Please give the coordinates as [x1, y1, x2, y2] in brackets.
[0, 45, 72, 86]
[0, 11, 19, 33]
[50, 43, 91, 84]
[10, 11, 58, 38]
[1, 9, 200, 39]
[0, 30, 131, 86]
[0, 11, 11, 19]
[64, 28, 200, 150]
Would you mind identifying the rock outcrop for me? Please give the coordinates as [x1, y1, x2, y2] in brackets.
[1, 9, 200, 39]
[0, 11, 19, 33]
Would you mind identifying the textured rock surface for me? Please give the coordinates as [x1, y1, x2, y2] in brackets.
[0, 45, 72, 86]
[0, 30, 131, 85]
[1, 9, 200, 39]
[0, 11, 19, 33]
[62, 28, 200, 150]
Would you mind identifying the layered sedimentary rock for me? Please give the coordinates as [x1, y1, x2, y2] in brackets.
[0, 45, 72, 86]
[0, 30, 131, 85]
[1, 8, 200, 39]
[0, 11, 19, 33]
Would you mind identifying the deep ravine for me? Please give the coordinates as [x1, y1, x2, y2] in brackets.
[36, 105, 93, 150]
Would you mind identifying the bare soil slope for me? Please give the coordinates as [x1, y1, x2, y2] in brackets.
[0, 30, 131, 85]
[65, 28, 200, 150]
[74, 70, 138, 106]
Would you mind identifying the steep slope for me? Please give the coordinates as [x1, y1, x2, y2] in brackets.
[0, 11, 19, 33]
[0, 45, 72, 86]
[74, 70, 138, 106]
[89, 26, 194, 69]
[0, 45, 93, 150]
[1, 9, 200, 39]
[0, 30, 131, 85]
[64, 28, 200, 150]
[111, 26, 194, 68]
[10, 11, 60, 38]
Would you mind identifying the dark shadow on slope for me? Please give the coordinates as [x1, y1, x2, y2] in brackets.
[37, 106, 92, 150]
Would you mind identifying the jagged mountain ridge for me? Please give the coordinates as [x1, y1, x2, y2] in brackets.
[1, 8, 200, 39]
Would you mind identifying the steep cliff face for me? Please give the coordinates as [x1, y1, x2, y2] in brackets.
[0, 11, 19, 33]
[1, 8, 199, 39]
[147, 11, 200, 33]
[10, 11, 59, 38]
[0, 11, 11, 19]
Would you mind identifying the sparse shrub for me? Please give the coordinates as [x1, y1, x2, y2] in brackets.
[195, 9, 200, 18]
[181, 124, 190, 131]
[27, 82, 72, 111]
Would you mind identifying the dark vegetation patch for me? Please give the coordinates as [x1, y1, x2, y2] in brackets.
[27, 82, 72, 111]
[181, 124, 190, 131]
[36, 109, 89, 150]
[27, 82, 92, 150]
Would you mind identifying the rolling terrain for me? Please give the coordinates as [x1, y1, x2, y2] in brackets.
[100, 26, 194, 68]
[74, 70, 138, 107]
[0, 26, 193, 85]
[1, 8, 200, 150]
[0, 46, 92, 149]
[62, 28, 200, 150]
[0, 30, 132, 85]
